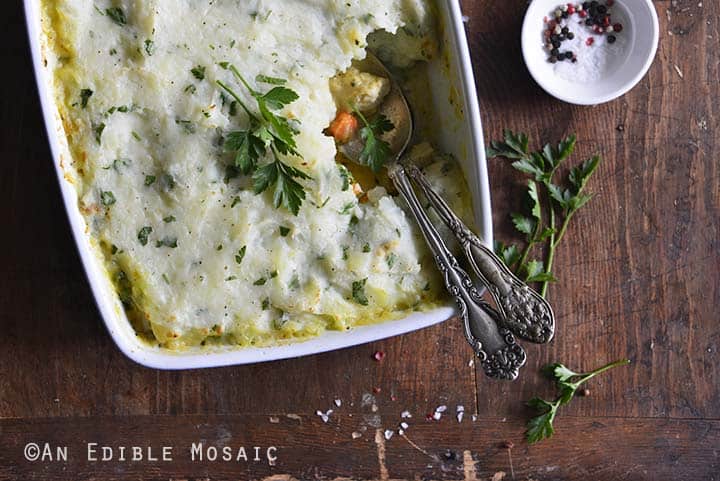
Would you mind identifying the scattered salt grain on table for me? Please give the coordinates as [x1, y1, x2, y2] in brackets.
[316, 409, 333, 423]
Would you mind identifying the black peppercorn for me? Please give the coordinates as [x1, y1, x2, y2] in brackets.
[585, 18, 594, 25]
[551, 48, 559, 56]
[561, 11, 568, 18]
[590, 0, 598, 6]
[564, 51, 574, 60]
[442, 450, 459, 461]
[583, 1, 591, 9]
[561, 26, 569, 34]
[552, 40, 561, 48]
[597, 5, 607, 14]
[551, 34, 560, 42]
[567, 32, 575, 39]
[549, 55, 558, 63]
[607, 35, 616, 43]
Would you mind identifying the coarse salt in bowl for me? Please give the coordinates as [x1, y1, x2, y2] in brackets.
[521, 0, 659, 105]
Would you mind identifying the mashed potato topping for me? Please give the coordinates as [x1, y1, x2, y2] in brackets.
[42, 0, 473, 348]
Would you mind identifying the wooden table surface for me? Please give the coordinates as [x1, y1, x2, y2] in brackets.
[2, 1, 718, 480]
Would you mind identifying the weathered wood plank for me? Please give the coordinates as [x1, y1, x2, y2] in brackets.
[1, 415, 718, 481]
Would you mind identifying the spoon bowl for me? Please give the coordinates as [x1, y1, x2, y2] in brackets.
[339, 54, 414, 163]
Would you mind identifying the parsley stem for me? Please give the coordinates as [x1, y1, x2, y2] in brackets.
[515, 193, 543, 272]
[352, 105, 369, 125]
[229, 65, 256, 95]
[541, 204, 578, 297]
[216, 80, 254, 118]
[552, 210, 575, 249]
[541, 207, 557, 298]
[573, 358, 631, 387]
[516, 232, 539, 274]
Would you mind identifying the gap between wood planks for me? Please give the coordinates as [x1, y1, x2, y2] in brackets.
[373, 429, 487, 481]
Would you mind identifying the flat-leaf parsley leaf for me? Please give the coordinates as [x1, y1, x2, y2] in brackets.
[353, 107, 394, 173]
[526, 359, 630, 444]
[217, 65, 310, 215]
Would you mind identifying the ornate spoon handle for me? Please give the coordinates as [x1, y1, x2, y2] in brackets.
[389, 164, 526, 380]
[405, 165, 555, 344]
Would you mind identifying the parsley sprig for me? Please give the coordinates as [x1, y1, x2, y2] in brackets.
[487, 130, 600, 297]
[217, 66, 310, 215]
[526, 359, 630, 444]
[352, 107, 395, 173]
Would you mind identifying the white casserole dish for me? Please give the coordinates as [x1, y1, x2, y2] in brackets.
[24, 0, 493, 369]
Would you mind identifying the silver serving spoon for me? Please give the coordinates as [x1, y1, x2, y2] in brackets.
[339, 54, 555, 380]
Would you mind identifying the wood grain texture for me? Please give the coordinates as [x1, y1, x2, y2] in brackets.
[1, 415, 718, 481]
[1, 0, 719, 479]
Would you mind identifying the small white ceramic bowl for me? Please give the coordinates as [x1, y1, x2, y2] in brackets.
[521, 0, 659, 105]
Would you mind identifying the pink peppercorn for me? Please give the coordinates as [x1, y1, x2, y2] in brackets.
[613, 22, 623, 32]
[373, 350, 385, 361]
[579, 10, 587, 17]
[567, 3, 575, 14]
[606, 0, 614, 5]
[586, 37, 595, 46]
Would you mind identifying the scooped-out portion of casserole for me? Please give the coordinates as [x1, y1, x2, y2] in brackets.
[41, 0, 474, 349]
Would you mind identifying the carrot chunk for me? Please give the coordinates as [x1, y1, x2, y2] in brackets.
[326, 111, 359, 144]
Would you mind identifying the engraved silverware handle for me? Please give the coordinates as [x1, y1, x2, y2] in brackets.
[389, 164, 526, 380]
[405, 165, 555, 344]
